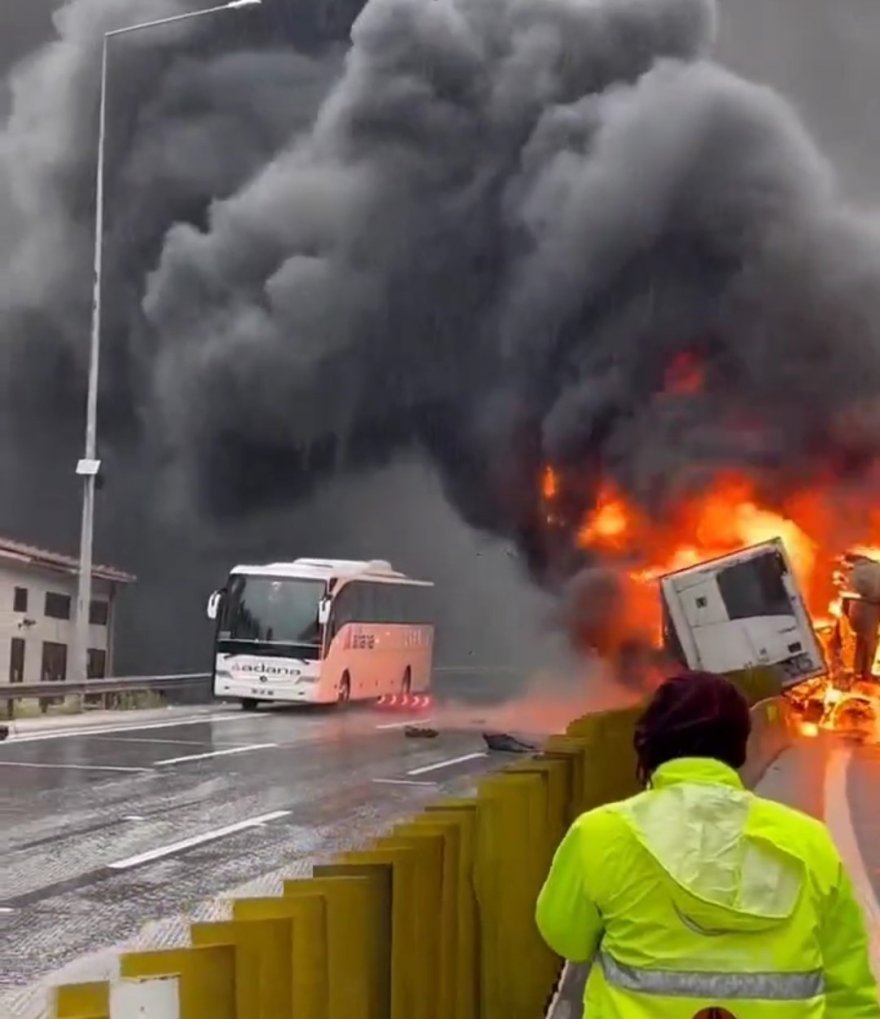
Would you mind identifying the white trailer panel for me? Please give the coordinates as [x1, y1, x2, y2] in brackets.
[659, 537, 825, 687]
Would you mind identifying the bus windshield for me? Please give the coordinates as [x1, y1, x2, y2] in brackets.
[220, 576, 326, 647]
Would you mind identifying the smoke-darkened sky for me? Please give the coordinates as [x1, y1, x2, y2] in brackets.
[717, 0, 880, 206]
[2, 0, 880, 673]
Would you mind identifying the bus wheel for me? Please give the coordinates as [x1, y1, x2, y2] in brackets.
[401, 668, 412, 696]
[338, 673, 351, 706]
[240, 698, 258, 712]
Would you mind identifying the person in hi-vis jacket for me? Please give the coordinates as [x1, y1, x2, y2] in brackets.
[536, 671, 878, 1018]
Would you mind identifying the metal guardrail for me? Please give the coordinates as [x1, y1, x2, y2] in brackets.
[0, 665, 517, 717]
[2, 673, 210, 700]
[0, 673, 211, 717]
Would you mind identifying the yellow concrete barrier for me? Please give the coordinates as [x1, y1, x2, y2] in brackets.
[339, 847, 421, 1019]
[425, 800, 479, 1019]
[191, 917, 292, 1019]
[727, 665, 783, 704]
[233, 888, 327, 1017]
[120, 944, 234, 1019]
[391, 819, 458, 1019]
[51, 703, 652, 1019]
[308, 865, 392, 1019]
[54, 981, 109, 1019]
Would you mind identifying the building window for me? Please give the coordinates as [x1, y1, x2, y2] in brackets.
[13, 587, 28, 613]
[87, 648, 107, 679]
[89, 600, 109, 626]
[41, 641, 67, 682]
[45, 592, 71, 620]
[9, 638, 25, 684]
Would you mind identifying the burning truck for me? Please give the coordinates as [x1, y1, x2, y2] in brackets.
[657, 539, 880, 737]
[543, 464, 880, 738]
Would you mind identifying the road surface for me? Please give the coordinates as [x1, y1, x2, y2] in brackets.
[0, 684, 557, 1018]
[758, 733, 880, 968]
[8, 683, 871, 1019]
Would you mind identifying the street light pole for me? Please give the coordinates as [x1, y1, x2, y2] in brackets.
[73, 0, 261, 683]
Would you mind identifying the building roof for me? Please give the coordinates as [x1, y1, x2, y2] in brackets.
[0, 536, 136, 584]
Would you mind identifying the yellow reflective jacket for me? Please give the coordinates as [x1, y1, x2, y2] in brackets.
[536, 757, 878, 1018]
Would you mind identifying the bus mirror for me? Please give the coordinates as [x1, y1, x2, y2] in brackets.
[206, 589, 224, 621]
[318, 598, 331, 626]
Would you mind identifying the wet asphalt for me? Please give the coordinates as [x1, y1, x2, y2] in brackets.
[848, 742, 880, 904]
[0, 690, 515, 996]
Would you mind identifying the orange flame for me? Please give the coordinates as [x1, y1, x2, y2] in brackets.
[577, 485, 632, 551]
[561, 469, 880, 652]
[549, 461, 880, 732]
[576, 475, 817, 597]
[542, 465, 559, 502]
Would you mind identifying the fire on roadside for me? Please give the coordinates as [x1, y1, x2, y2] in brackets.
[538, 463, 880, 737]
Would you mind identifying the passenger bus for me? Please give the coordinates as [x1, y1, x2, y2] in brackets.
[207, 558, 434, 709]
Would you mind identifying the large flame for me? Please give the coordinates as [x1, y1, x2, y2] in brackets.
[541, 464, 879, 649]
[569, 473, 821, 607]
[537, 350, 880, 737]
[541, 463, 880, 736]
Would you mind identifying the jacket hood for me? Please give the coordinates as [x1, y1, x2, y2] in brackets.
[617, 758, 806, 935]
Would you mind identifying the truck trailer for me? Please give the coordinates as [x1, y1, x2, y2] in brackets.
[659, 539, 880, 735]
[658, 537, 826, 687]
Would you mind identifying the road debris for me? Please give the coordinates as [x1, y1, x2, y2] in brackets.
[404, 725, 438, 739]
[483, 732, 537, 754]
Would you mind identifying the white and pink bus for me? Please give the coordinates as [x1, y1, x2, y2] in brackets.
[207, 558, 434, 709]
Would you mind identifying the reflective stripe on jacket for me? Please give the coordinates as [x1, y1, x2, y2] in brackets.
[535, 757, 878, 1018]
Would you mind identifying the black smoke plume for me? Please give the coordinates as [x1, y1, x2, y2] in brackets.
[3, 0, 880, 667]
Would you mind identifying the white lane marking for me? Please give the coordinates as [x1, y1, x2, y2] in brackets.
[108, 810, 291, 870]
[91, 736, 248, 747]
[824, 746, 880, 981]
[372, 777, 437, 787]
[375, 717, 434, 730]
[0, 761, 151, 774]
[123, 815, 146, 821]
[5, 713, 260, 745]
[154, 743, 277, 766]
[407, 751, 487, 776]
[0, 907, 15, 914]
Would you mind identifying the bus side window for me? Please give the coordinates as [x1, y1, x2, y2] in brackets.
[411, 586, 428, 625]
[409, 587, 421, 625]
[371, 584, 384, 623]
[355, 583, 368, 628]
[331, 584, 353, 639]
[383, 585, 400, 624]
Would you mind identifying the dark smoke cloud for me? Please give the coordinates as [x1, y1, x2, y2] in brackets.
[3, 0, 880, 669]
[137, 0, 880, 576]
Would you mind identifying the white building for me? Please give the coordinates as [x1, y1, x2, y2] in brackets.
[0, 536, 135, 686]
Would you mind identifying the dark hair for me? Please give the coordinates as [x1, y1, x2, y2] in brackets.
[633, 671, 751, 786]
